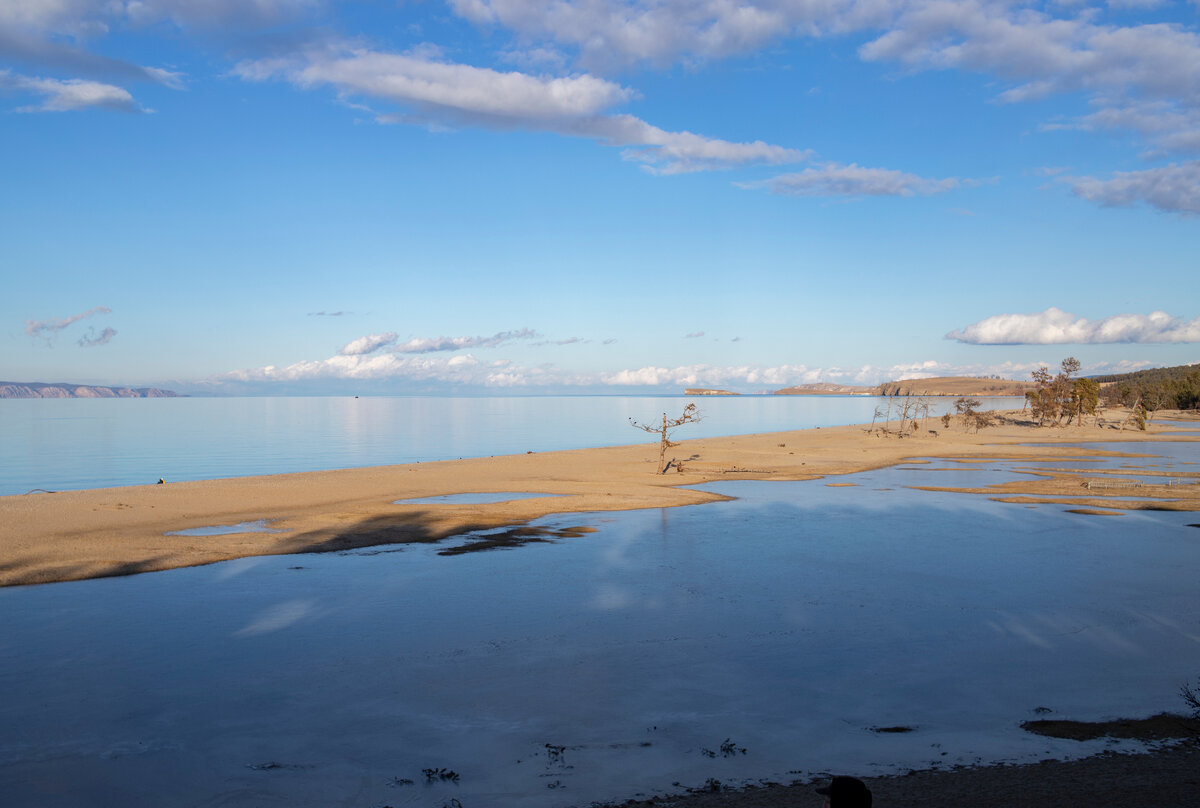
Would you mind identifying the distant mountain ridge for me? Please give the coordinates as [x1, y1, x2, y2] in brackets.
[0, 381, 179, 399]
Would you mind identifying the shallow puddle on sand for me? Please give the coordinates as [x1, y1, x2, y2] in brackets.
[393, 492, 562, 505]
[3, 448, 1200, 807]
[164, 518, 282, 536]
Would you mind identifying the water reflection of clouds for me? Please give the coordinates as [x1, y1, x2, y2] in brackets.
[234, 599, 316, 637]
[211, 556, 266, 581]
[986, 610, 1159, 656]
[589, 583, 634, 611]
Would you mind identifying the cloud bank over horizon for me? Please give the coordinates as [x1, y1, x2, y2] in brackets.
[948, 308, 1200, 345]
[205, 339, 1166, 395]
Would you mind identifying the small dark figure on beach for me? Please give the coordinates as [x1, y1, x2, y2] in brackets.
[816, 775, 873, 807]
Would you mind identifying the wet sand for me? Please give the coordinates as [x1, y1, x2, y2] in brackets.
[604, 742, 1200, 808]
[2, 409, 1198, 587]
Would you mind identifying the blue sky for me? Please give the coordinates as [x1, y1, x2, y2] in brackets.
[2, 0, 1198, 395]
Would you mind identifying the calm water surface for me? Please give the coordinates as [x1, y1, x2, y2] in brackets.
[0, 395, 1020, 495]
[1, 447, 1198, 807]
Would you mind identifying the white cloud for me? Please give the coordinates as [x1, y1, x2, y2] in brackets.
[0, 0, 318, 34]
[0, 3, 185, 89]
[338, 328, 539, 356]
[234, 46, 808, 174]
[446, 0, 895, 70]
[246, 47, 635, 122]
[859, 3, 1200, 106]
[339, 331, 397, 356]
[119, 0, 321, 28]
[1064, 161, 1200, 214]
[854, 2, 1200, 170]
[394, 328, 539, 353]
[593, 114, 810, 174]
[743, 162, 962, 198]
[0, 0, 107, 35]
[948, 307, 1200, 344]
[1, 70, 141, 111]
[441, 2, 1200, 179]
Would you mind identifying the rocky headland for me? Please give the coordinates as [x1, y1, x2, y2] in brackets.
[0, 381, 179, 399]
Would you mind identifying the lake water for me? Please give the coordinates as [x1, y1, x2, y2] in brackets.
[1, 443, 1199, 807]
[0, 395, 1021, 495]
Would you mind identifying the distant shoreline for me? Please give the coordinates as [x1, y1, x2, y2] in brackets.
[0, 381, 179, 399]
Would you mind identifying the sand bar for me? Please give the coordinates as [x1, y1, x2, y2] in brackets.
[3, 410, 1198, 587]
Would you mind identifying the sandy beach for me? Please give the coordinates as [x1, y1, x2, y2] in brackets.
[2, 409, 1198, 588]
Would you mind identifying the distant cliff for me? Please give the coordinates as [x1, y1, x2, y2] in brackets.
[773, 383, 876, 396]
[0, 381, 180, 399]
[684, 388, 739, 396]
[775, 377, 1035, 397]
[872, 377, 1034, 397]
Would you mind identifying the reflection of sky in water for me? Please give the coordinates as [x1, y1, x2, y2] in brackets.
[2, 453, 1200, 807]
[884, 455, 1198, 494]
[164, 519, 281, 536]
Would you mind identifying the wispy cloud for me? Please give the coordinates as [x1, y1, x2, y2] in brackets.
[1063, 161, 1200, 215]
[394, 328, 539, 353]
[684, 331, 705, 338]
[77, 326, 117, 347]
[339, 332, 398, 356]
[742, 163, 965, 198]
[0, 70, 143, 112]
[308, 310, 348, 316]
[338, 328, 539, 357]
[25, 306, 112, 342]
[234, 46, 808, 175]
[948, 307, 1200, 344]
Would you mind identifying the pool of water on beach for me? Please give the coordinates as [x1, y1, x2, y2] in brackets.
[2, 444, 1198, 808]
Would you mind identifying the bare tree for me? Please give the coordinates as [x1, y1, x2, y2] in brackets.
[1183, 679, 1200, 718]
[870, 404, 885, 434]
[895, 394, 930, 435]
[630, 403, 702, 474]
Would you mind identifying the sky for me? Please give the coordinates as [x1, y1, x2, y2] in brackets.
[2, 0, 1199, 396]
